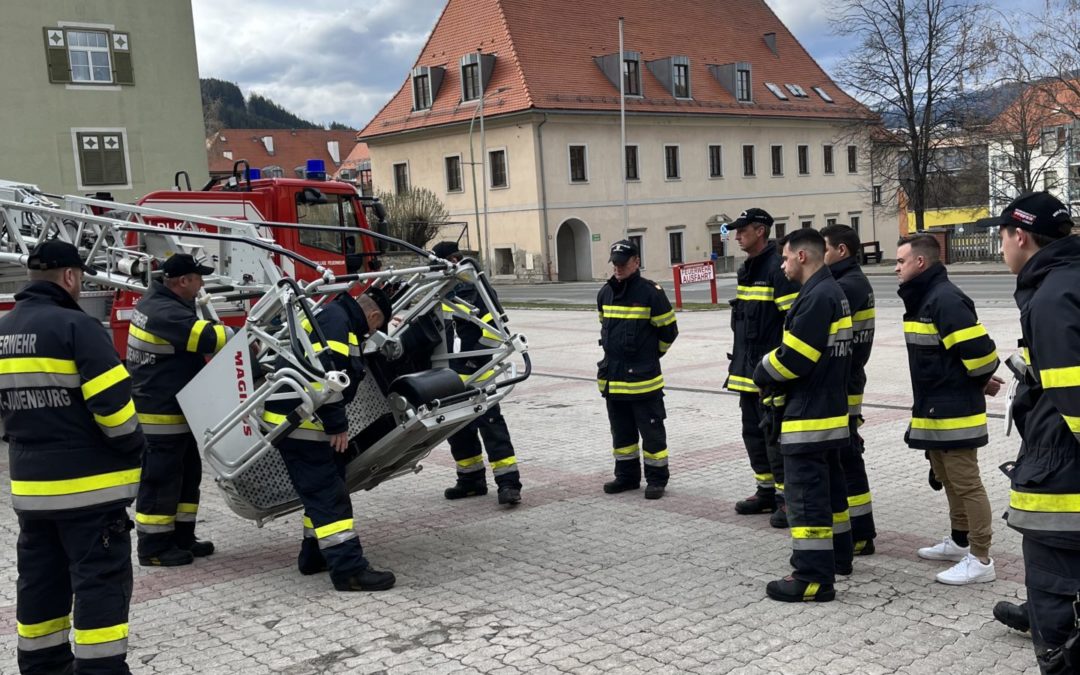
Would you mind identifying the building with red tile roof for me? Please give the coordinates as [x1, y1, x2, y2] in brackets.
[332, 142, 372, 195]
[359, 0, 888, 279]
[207, 129, 359, 180]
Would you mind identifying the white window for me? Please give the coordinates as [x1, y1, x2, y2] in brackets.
[625, 145, 640, 181]
[765, 82, 788, 100]
[849, 213, 862, 233]
[569, 145, 588, 183]
[813, 86, 834, 103]
[673, 63, 691, 99]
[771, 145, 783, 177]
[736, 66, 752, 102]
[412, 71, 432, 110]
[785, 84, 808, 98]
[489, 148, 508, 188]
[629, 233, 645, 269]
[68, 30, 112, 83]
[708, 145, 723, 178]
[461, 63, 480, 102]
[393, 162, 409, 194]
[669, 230, 684, 264]
[444, 155, 463, 193]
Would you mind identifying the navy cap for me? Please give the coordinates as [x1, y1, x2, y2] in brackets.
[431, 241, 461, 259]
[26, 240, 97, 275]
[363, 285, 393, 331]
[163, 253, 214, 278]
[730, 208, 774, 230]
[975, 191, 1074, 237]
[609, 239, 639, 264]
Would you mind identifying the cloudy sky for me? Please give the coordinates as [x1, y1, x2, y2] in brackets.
[190, 0, 1041, 130]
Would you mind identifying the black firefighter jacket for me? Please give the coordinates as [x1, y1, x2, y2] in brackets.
[898, 263, 999, 451]
[443, 280, 503, 385]
[726, 242, 800, 395]
[829, 256, 876, 418]
[0, 281, 145, 515]
[596, 271, 678, 400]
[752, 266, 852, 454]
[1005, 235, 1080, 552]
[127, 281, 233, 436]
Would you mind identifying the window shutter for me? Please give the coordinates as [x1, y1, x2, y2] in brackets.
[78, 134, 106, 185]
[111, 32, 134, 85]
[43, 28, 71, 83]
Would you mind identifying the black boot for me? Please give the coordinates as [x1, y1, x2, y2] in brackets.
[766, 576, 835, 603]
[497, 486, 522, 505]
[993, 601, 1030, 633]
[735, 492, 777, 515]
[177, 538, 215, 557]
[298, 538, 328, 575]
[854, 539, 876, 556]
[444, 481, 488, 500]
[603, 479, 640, 494]
[769, 498, 789, 529]
[644, 485, 665, 500]
[139, 546, 195, 567]
[333, 568, 397, 592]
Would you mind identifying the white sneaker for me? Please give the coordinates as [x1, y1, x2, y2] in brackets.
[917, 536, 970, 561]
[936, 554, 996, 585]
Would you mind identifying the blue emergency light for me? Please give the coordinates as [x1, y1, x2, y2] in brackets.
[246, 167, 262, 180]
[305, 159, 326, 181]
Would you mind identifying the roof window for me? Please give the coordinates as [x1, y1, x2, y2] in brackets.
[765, 82, 788, 100]
[812, 86, 834, 103]
[785, 84, 808, 98]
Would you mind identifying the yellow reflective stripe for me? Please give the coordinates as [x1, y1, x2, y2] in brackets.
[261, 411, 324, 431]
[455, 455, 484, 468]
[177, 502, 198, 514]
[847, 395, 864, 405]
[186, 320, 211, 352]
[729, 375, 756, 385]
[643, 449, 669, 460]
[1010, 491, 1080, 512]
[606, 375, 664, 394]
[1042, 366, 1080, 389]
[829, 316, 853, 334]
[848, 492, 872, 507]
[213, 324, 227, 352]
[768, 350, 797, 380]
[833, 510, 851, 523]
[962, 351, 999, 372]
[597, 378, 607, 391]
[613, 443, 640, 456]
[791, 527, 832, 539]
[803, 582, 821, 600]
[0, 357, 78, 375]
[942, 323, 988, 349]
[754, 472, 774, 482]
[782, 331, 821, 363]
[302, 515, 315, 528]
[491, 457, 517, 470]
[74, 623, 128, 645]
[319, 340, 350, 356]
[852, 308, 876, 321]
[1022, 347, 1031, 365]
[94, 399, 136, 428]
[137, 413, 186, 425]
[601, 305, 651, 319]
[81, 364, 129, 400]
[737, 285, 775, 300]
[659, 340, 672, 353]
[1062, 414, 1080, 432]
[775, 292, 798, 310]
[780, 415, 848, 432]
[128, 325, 169, 345]
[301, 318, 313, 333]
[348, 332, 360, 346]
[11, 468, 141, 497]
[903, 321, 939, 335]
[314, 518, 354, 539]
[650, 311, 676, 327]
[18, 616, 71, 638]
[460, 370, 496, 383]
[910, 413, 987, 430]
[135, 513, 175, 525]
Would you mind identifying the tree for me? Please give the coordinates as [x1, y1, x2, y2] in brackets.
[375, 187, 449, 249]
[832, 0, 993, 230]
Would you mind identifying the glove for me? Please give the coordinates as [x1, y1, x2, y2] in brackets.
[925, 451, 942, 491]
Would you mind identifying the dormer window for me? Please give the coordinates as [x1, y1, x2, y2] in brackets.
[736, 64, 752, 102]
[623, 55, 641, 96]
[646, 55, 691, 99]
[785, 84, 808, 98]
[708, 62, 752, 103]
[765, 82, 788, 100]
[460, 52, 495, 102]
[411, 65, 445, 111]
[673, 59, 690, 98]
[813, 86, 834, 103]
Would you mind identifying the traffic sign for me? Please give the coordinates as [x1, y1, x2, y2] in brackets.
[720, 224, 729, 236]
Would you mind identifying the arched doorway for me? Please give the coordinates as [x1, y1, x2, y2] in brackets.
[556, 218, 592, 281]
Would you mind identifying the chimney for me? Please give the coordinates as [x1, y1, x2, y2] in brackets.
[764, 32, 777, 55]
[261, 135, 275, 155]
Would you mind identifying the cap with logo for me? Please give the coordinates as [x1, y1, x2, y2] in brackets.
[163, 253, 215, 278]
[609, 239, 639, 264]
[729, 208, 774, 230]
[431, 241, 461, 259]
[975, 191, 1074, 237]
[26, 239, 97, 276]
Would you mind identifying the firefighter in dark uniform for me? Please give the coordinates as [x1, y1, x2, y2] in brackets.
[431, 241, 522, 506]
[978, 192, 1080, 671]
[262, 287, 397, 591]
[896, 233, 1000, 586]
[726, 208, 800, 527]
[127, 254, 231, 567]
[0, 240, 144, 674]
[821, 225, 878, 556]
[753, 229, 853, 602]
[597, 239, 678, 499]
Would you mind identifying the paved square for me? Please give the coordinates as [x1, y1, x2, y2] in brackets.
[0, 300, 1040, 673]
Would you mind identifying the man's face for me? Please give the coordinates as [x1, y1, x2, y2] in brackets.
[65, 268, 83, 302]
[734, 224, 764, 253]
[1000, 227, 1025, 274]
[612, 255, 640, 281]
[824, 240, 845, 266]
[174, 273, 204, 301]
[780, 243, 803, 282]
[894, 243, 924, 283]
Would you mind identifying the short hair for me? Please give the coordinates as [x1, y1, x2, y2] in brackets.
[897, 233, 940, 263]
[820, 224, 861, 258]
[28, 268, 68, 283]
[1004, 224, 1071, 249]
[780, 228, 826, 258]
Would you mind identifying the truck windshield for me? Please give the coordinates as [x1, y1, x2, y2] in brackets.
[295, 193, 358, 254]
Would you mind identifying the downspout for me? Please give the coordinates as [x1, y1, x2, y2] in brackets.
[536, 113, 552, 281]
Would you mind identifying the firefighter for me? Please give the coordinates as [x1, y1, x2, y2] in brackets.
[262, 286, 397, 591]
[979, 191, 1080, 669]
[896, 233, 1000, 585]
[597, 239, 678, 499]
[431, 241, 522, 506]
[725, 208, 800, 527]
[0, 240, 144, 674]
[127, 254, 231, 566]
[753, 228, 853, 602]
[821, 224, 878, 556]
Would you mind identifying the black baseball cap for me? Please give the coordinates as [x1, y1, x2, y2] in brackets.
[431, 241, 461, 259]
[730, 208, 774, 230]
[609, 239, 639, 264]
[363, 285, 393, 331]
[975, 192, 1074, 236]
[163, 253, 214, 278]
[26, 240, 97, 275]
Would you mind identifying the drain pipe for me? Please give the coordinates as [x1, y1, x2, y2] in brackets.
[536, 113, 552, 281]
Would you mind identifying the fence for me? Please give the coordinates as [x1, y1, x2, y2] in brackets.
[947, 227, 1000, 263]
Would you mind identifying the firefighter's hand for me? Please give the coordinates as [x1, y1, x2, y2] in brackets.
[328, 432, 349, 453]
[390, 314, 404, 329]
[984, 375, 1005, 397]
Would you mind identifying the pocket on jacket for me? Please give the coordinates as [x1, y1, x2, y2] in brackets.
[626, 360, 660, 381]
[913, 346, 943, 383]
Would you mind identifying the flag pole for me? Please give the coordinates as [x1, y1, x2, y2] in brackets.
[619, 17, 628, 240]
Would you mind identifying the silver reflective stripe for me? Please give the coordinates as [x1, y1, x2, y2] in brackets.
[833, 520, 852, 534]
[135, 522, 173, 534]
[791, 539, 833, 550]
[1007, 352, 1032, 378]
[827, 329, 853, 346]
[74, 638, 127, 659]
[780, 427, 850, 445]
[287, 428, 328, 442]
[317, 529, 358, 549]
[0, 372, 81, 390]
[18, 630, 69, 652]
[644, 457, 668, 467]
[458, 463, 485, 474]
[142, 423, 191, 435]
[349, 346, 361, 357]
[762, 355, 786, 382]
[905, 334, 941, 346]
[99, 416, 139, 438]
[1007, 508, 1080, 532]
[303, 527, 316, 539]
[757, 479, 775, 488]
[11, 483, 139, 511]
[849, 503, 873, 517]
[614, 451, 640, 461]
[175, 512, 196, 523]
[852, 319, 875, 332]
[492, 464, 518, 476]
[849, 405, 863, 416]
[969, 361, 999, 378]
[127, 338, 174, 355]
[907, 425, 988, 443]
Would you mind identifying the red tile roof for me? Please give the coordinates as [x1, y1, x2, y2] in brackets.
[333, 141, 371, 178]
[359, 0, 872, 141]
[990, 80, 1080, 140]
[207, 129, 359, 176]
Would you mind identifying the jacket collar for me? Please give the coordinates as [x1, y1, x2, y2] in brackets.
[743, 242, 777, 273]
[147, 279, 195, 308]
[335, 292, 371, 336]
[828, 254, 861, 279]
[14, 280, 84, 313]
[1016, 235, 1080, 297]
[897, 262, 947, 311]
[797, 265, 831, 298]
[606, 270, 641, 296]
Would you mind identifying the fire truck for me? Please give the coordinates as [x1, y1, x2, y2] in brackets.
[0, 161, 530, 526]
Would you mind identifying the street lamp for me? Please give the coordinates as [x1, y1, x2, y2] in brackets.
[466, 81, 508, 269]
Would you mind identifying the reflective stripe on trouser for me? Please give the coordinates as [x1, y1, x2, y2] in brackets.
[606, 396, 669, 486]
[447, 402, 521, 489]
[839, 423, 876, 543]
[739, 392, 784, 494]
[277, 436, 368, 585]
[784, 447, 852, 585]
[16, 508, 133, 674]
[135, 433, 203, 556]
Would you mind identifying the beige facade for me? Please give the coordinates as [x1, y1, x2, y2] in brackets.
[368, 112, 886, 280]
